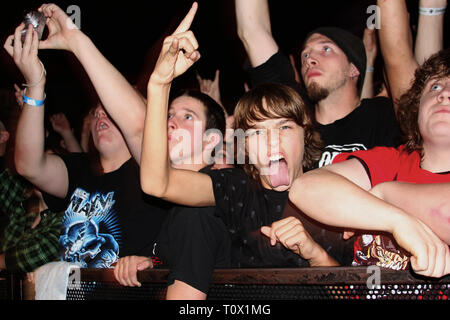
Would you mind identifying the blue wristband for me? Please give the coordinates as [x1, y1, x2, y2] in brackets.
[22, 93, 46, 107]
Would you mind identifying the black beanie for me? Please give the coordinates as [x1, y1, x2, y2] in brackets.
[305, 27, 367, 95]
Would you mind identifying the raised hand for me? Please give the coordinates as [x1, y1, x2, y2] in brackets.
[49, 113, 72, 135]
[4, 23, 45, 87]
[14, 84, 24, 108]
[196, 69, 222, 105]
[150, 2, 201, 86]
[38, 3, 81, 51]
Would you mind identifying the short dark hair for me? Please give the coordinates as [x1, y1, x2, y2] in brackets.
[169, 89, 226, 136]
[397, 48, 450, 156]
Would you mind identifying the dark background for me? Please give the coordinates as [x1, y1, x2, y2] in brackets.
[0, 0, 448, 136]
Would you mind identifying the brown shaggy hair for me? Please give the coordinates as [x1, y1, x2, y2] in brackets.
[232, 83, 322, 182]
[397, 48, 450, 156]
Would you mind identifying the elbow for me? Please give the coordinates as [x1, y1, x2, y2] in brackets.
[14, 149, 42, 181]
[289, 172, 315, 208]
[289, 170, 329, 211]
[140, 177, 168, 199]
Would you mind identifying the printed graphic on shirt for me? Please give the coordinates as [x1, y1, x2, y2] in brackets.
[318, 143, 367, 167]
[59, 188, 121, 268]
[352, 234, 409, 271]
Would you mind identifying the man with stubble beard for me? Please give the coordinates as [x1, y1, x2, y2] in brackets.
[236, 0, 401, 168]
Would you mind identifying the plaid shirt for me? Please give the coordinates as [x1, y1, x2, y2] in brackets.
[0, 169, 63, 273]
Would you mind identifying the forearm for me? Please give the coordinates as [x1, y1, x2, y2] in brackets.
[415, 0, 446, 65]
[140, 80, 172, 198]
[289, 169, 406, 234]
[235, 0, 278, 67]
[360, 70, 374, 100]
[14, 85, 47, 178]
[69, 32, 145, 161]
[378, 0, 418, 104]
[374, 182, 450, 244]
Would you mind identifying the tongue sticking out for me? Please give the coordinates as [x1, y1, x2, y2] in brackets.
[268, 159, 289, 188]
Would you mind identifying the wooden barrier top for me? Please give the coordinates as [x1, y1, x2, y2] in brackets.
[77, 267, 450, 285]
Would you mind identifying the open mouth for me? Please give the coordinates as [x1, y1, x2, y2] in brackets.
[96, 120, 110, 132]
[267, 154, 290, 188]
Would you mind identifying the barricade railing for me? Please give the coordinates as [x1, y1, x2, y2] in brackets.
[65, 267, 450, 300]
[2, 267, 449, 300]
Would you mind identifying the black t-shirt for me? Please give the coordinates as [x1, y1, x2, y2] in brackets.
[206, 167, 353, 268]
[43, 153, 169, 268]
[248, 51, 402, 168]
[316, 97, 401, 167]
[154, 167, 231, 293]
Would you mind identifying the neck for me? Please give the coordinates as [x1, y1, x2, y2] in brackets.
[99, 148, 132, 173]
[315, 84, 360, 125]
[421, 143, 450, 173]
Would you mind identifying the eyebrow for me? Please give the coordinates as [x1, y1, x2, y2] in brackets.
[169, 107, 200, 118]
[301, 40, 336, 53]
[250, 119, 293, 129]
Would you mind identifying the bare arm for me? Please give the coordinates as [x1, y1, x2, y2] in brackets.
[360, 28, 377, 100]
[415, 0, 446, 65]
[38, 4, 146, 162]
[235, 0, 279, 67]
[141, 3, 215, 207]
[378, 0, 419, 111]
[371, 181, 450, 244]
[289, 159, 450, 277]
[4, 23, 68, 198]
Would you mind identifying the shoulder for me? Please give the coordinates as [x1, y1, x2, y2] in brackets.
[334, 146, 400, 164]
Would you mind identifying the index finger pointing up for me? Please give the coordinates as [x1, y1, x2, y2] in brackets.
[172, 2, 198, 35]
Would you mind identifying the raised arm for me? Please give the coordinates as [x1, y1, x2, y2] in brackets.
[289, 160, 450, 278]
[235, 0, 278, 67]
[360, 28, 378, 100]
[38, 3, 146, 162]
[141, 2, 215, 207]
[4, 23, 68, 198]
[378, 0, 419, 111]
[49, 113, 83, 153]
[415, 0, 447, 65]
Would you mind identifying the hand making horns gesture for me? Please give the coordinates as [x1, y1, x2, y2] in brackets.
[150, 2, 201, 86]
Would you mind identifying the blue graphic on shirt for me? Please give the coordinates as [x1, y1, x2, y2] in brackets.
[60, 188, 121, 268]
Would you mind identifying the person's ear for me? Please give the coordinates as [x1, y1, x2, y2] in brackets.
[0, 131, 10, 144]
[349, 63, 360, 78]
[203, 131, 222, 152]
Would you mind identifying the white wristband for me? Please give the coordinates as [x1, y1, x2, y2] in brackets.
[22, 60, 47, 88]
[366, 66, 375, 73]
[419, 6, 447, 16]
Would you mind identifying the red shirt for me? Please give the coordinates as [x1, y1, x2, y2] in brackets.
[333, 145, 450, 270]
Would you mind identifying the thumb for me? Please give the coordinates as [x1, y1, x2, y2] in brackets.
[168, 37, 179, 57]
[260, 226, 276, 246]
[410, 254, 427, 275]
[137, 259, 153, 271]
